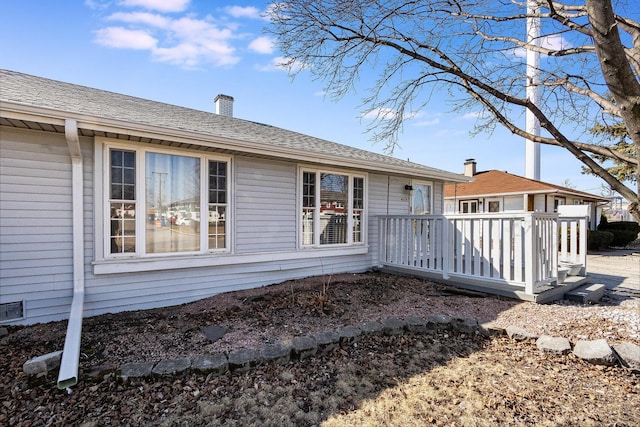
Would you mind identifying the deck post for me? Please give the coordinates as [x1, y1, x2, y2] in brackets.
[523, 214, 535, 295]
[442, 216, 450, 279]
[578, 216, 588, 275]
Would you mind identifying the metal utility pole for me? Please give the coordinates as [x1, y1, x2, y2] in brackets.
[152, 171, 168, 224]
[525, 0, 541, 180]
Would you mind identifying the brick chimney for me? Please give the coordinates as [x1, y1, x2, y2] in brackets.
[214, 94, 234, 117]
[464, 158, 477, 177]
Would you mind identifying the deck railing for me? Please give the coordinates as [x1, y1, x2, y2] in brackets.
[558, 215, 588, 275]
[379, 212, 586, 295]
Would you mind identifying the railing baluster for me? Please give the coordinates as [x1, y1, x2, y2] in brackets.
[378, 212, 569, 296]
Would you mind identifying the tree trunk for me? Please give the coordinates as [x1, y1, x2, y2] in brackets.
[586, 0, 640, 223]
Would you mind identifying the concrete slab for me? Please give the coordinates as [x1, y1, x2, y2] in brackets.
[565, 284, 606, 303]
[586, 252, 639, 293]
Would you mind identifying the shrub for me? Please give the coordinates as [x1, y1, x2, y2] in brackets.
[587, 230, 614, 250]
[597, 214, 609, 231]
[608, 229, 639, 247]
[601, 221, 640, 233]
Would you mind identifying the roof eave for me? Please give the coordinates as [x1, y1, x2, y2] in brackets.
[1, 100, 470, 183]
[444, 188, 608, 201]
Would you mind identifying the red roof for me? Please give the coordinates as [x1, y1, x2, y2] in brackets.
[443, 170, 608, 201]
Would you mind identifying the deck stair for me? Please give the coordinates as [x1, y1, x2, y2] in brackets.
[565, 284, 607, 304]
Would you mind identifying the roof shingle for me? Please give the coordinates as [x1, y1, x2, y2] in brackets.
[0, 69, 468, 182]
[444, 170, 607, 201]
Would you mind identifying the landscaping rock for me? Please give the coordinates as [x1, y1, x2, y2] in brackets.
[404, 315, 428, 334]
[506, 325, 538, 341]
[260, 342, 291, 365]
[228, 348, 261, 373]
[312, 330, 340, 354]
[291, 336, 317, 360]
[23, 350, 63, 375]
[192, 353, 228, 375]
[85, 365, 116, 381]
[358, 321, 384, 335]
[478, 321, 505, 336]
[0, 327, 8, 338]
[536, 335, 572, 355]
[338, 325, 362, 344]
[573, 339, 616, 366]
[120, 361, 155, 379]
[201, 325, 227, 343]
[453, 317, 478, 334]
[613, 342, 640, 372]
[425, 314, 453, 329]
[381, 317, 406, 335]
[152, 358, 191, 376]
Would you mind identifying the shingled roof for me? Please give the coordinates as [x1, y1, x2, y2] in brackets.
[444, 170, 608, 201]
[0, 69, 469, 183]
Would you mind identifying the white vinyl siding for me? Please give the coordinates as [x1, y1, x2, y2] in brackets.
[235, 157, 297, 253]
[0, 128, 89, 324]
[1, 127, 448, 325]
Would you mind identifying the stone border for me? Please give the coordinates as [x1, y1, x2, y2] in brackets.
[23, 315, 640, 384]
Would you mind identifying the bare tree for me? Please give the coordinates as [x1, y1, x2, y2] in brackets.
[268, 0, 640, 221]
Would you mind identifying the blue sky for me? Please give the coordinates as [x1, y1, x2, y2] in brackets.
[0, 0, 611, 195]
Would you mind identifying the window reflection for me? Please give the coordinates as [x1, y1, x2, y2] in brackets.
[145, 152, 200, 253]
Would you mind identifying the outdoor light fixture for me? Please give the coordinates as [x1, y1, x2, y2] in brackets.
[405, 185, 413, 191]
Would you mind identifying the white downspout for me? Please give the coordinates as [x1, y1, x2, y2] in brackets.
[57, 119, 85, 389]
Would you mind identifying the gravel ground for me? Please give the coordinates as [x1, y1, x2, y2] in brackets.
[2, 270, 639, 426]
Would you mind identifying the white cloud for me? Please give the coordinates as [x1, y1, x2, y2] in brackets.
[363, 108, 398, 121]
[95, 27, 157, 49]
[514, 34, 571, 58]
[96, 9, 240, 67]
[248, 36, 274, 54]
[93, 1, 279, 68]
[541, 34, 569, 51]
[108, 12, 170, 27]
[119, 0, 190, 13]
[256, 56, 287, 72]
[413, 118, 441, 127]
[462, 111, 480, 119]
[225, 5, 262, 19]
[85, 0, 110, 10]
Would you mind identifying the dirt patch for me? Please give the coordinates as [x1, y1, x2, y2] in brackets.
[1, 272, 639, 426]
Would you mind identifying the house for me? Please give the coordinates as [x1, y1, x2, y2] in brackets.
[0, 69, 471, 328]
[443, 159, 609, 229]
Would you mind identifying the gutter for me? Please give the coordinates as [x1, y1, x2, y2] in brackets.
[57, 119, 85, 389]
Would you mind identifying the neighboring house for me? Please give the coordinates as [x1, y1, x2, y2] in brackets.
[0, 69, 471, 326]
[602, 196, 637, 222]
[443, 159, 609, 229]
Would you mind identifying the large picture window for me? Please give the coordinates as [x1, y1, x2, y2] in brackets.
[107, 145, 230, 257]
[301, 169, 365, 247]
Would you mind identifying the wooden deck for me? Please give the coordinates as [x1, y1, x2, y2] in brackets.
[381, 265, 589, 303]
[378, 212, 590, 303]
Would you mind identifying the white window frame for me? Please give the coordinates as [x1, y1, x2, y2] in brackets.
[298, 167, 367, 248]
[460, 199, 479, 214]
[95, 138, 232, 261]
[486, 199, 501, 213]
